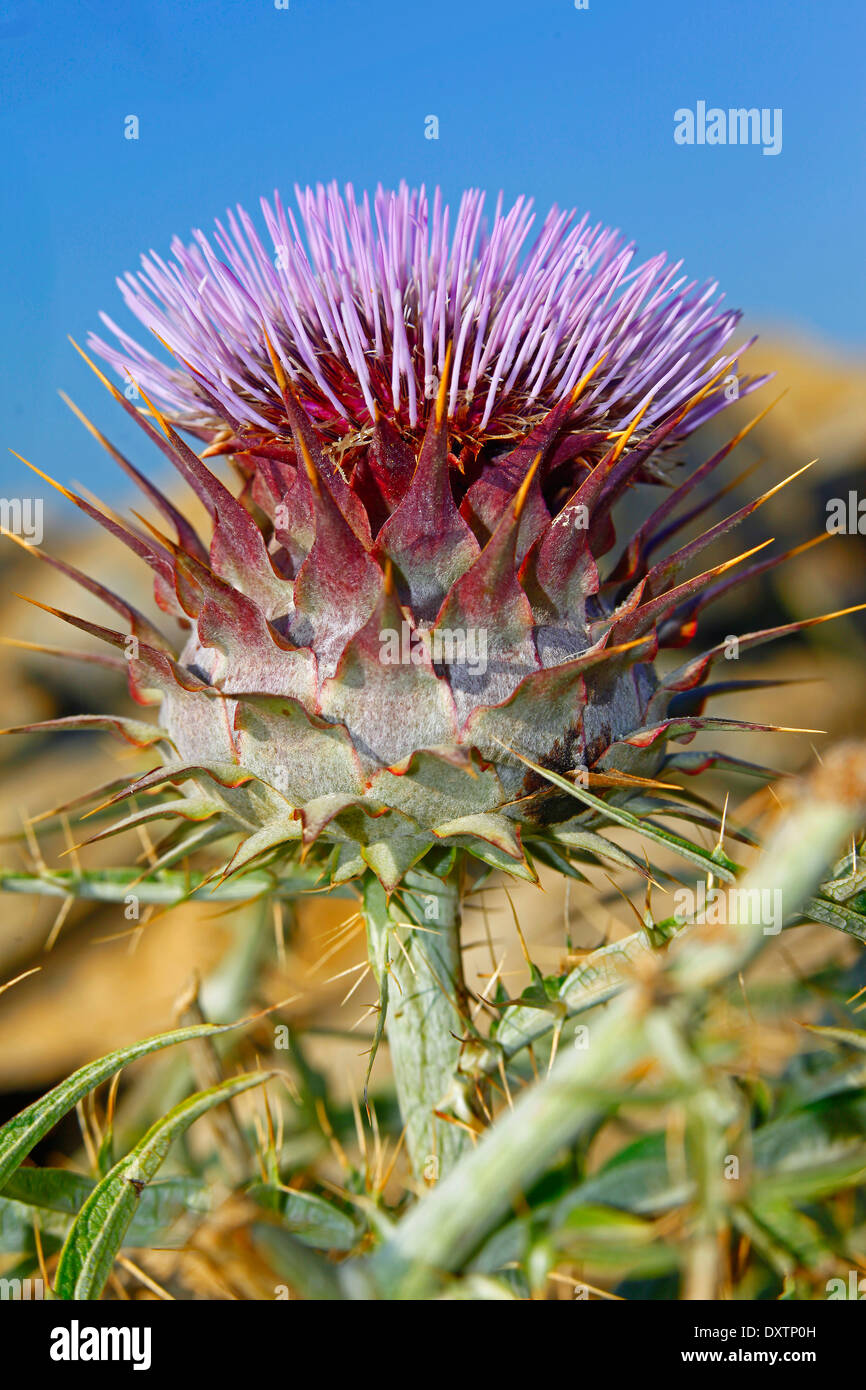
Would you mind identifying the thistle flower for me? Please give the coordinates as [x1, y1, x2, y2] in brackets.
[10, 179, 854, 1187]
[12, 181, 804, 901]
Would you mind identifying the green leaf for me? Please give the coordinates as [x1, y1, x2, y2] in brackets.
[458, 838, 537, 881]
[0, 1022, 244, 1190]
[744, 1199, 835, 1269]
[0, 1167, 209, 1249]
[548, 826, 650, 876]
[361, 836, 433, 892]
[565, 1094, 866, 1216]
[422, 844, 458, 879]
[0, 1195, 67, 1254]
[802, 897, 866, 943]
[125, 1176, 211, 1247]
[472, 1173, 679, 1279]
[54, 1071, 274, 1300]
[251, 1222, 344, 1301]
[502, 749, 739, 881]
[566, 1132, 688, 1214]
[248, 1182, 362, 1251]
[523, 839, 590, 881]
[1, 1167, 93, 1216]
[802, 1024, 866, 1053]
[751, 1092, 866, 1201]
[559, 1202, 654, 1239]
[466, 927, 677, 1075]
[439, 1274, 520, 1300]
[556, 1204, 676, 1274]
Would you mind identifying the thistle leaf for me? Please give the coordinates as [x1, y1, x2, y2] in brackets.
[54, 1072, 274, 1300]
[0, 1024, 246, 1189]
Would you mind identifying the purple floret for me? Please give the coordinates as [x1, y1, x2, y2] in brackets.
[89, 182, 756, 444]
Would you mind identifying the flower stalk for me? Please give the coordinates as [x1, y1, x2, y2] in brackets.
[363, 866, 472, 1181]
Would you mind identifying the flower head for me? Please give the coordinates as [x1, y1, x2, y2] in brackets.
[91, 182, 756, 457]
[12, 184, 784, 893]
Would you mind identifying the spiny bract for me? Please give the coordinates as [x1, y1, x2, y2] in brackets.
[15, 182, 801, 893]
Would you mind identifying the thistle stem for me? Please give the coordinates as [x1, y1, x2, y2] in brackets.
[0, 866, 340, 904]
[359, 992, 647, 1296]
[363, 867, 471, 1182]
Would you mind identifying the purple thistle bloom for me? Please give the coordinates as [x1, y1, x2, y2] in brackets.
[89, 181, 758, 452]
[10, 174, 798, 918]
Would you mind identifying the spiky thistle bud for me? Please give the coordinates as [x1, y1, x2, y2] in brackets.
[13, 181, 813, 901]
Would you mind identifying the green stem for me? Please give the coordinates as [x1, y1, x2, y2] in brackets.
[363, 867, 471, 1182]
[0, 865, 337, 904]
[356, 992, 647, 1297]
[459, 892, 866, 1083]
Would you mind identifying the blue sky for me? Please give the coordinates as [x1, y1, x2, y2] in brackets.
[1, 0, 863, 499]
